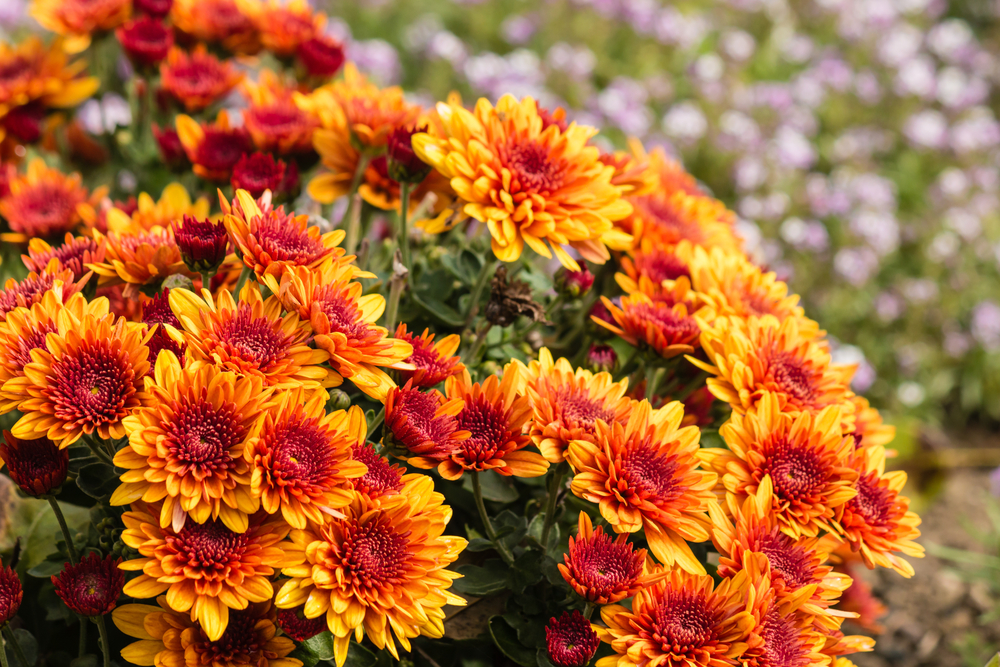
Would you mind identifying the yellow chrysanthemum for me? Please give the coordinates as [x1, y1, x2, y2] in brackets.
[96, 182, 211, 234]
[245, 390, 368, 529]
[412, 94, 633, 270]
[88, 225, 190, 298]
[0, 37, 99, 128]
[626, 189, 739, 254]
[110, 350, 269, 533]
[566, 400, 717, 574]
[169, 281, 335, 391]
[276, 484, 467, 667]
[513, 347, 632, 463]
[30, 0, 131, 53]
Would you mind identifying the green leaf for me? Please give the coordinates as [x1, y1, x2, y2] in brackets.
[7, 628, 38, 666]
[488, 616, 536, 667]
[300, 631, 336, 660]
[20, 499, 88, 571]
[452, 560, 509, 597]
[70, 657, 99, 667]
[75, 462, 118, 499]
[343, 641, 378, 667]
[442, 249, 483, 285]
[27, 558, 65, 578]
[410, 291, 465, 327]
[470, 472, 519, 503]
[537, 648, 558, 667]
[508, 551, 544, 595]
[466, 538, 496, 552]
[986, 654, 1000, 667]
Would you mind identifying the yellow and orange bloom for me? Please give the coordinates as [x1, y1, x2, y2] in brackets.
[0, 267, 87, 320]
[617, 238, 692, 295]
[514, 347, 631, 464]
[276, 489, 466, 667]
[625, 189, 739, 255]
[245, 390, 368, 528]
[160, 46, 244, 113]
[838, 445, 924, 577]
[22, 233, 105, 279]
[119, 506, 289, 641]
[110, 351, 268, 532]
[0, 158, 106, 241]
[412, 94, 633, 271]
[114, 598, 300, 667]
[599, 141, 658, 197]
[385, 380, 470, 465]
[175, 110, 254, 181]
[30, 0, 131, 53]
[235, 0, 322, 56]
[349, 441, 409, 503]
[242, 71, 319, 154]
[426, 367, 546, 481]
[566, 400, 716, 574]
[95, 182, 211, 234]
[393, 324, 465, 388]
[703, 393, 858, 540]
[691, 314, 855, 416]
[273, 262, 412, 400]
[846, 395, 896, 452]
[169, 0, 259, 54]
[89, 225, 189, 298]
[595, 565, 755, 667]
[168, 282, 333, 391]
[6, 311, 150, 448]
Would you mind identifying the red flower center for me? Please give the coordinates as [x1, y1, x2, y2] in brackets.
[205, 0, 252, 34]
[569, 532, 642, 594]
[546, 611, 600, 667]
[118, 230, 175, 254]
[849, 471, 894, 526]
[49, 341, 135, 426]
[652, 591, 716, 654]
[316, 288, 371, 340]
[277, 606, 326, 642]
[0, 272, 58, 317]
[556, 387, 614, 430]
[503, 141, 565, 194]
[631, 302, 700, 343]
[351, 443, 403, 497]
[28, 236, 101, 278]
[405, 341, 453, 386]
[768, 353, 817, 403]
[753, 531, 815, 590]
[246, 103, 305, 133]
[760, 442, 825, 502]
[196, 128, 252, 172]
[5, 183, 83, 237]
[0, 57, 30, 86]
[634, 197, 706, 245]
[621, 444, 680, 501]
[167, 519, 249, 568]
[254, 211, 326, 264]
[456, 396, 508, 464]
[201, 607, 264, 656]
[168, 57, 231, 97]
[266, 418, 335, 487]
[640, 251, 689, 282]
[339, 516, 409, 589]
[758, 607, 810, 667]
[52, 552, 123, 617]
[215, 304, 292, 369]
[142, 290, 180, 327]
[166, 395, 244, 473]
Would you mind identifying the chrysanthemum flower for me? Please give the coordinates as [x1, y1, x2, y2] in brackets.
[422, 368, 546, 480]
[385, 380, 469, 465]
[393, 324, 464, 388]
[272, 262, 412, 400]
[847, 395, 896, 451]
[169, 282, 334, 390]
[119, 504, 289, 641]
[176, 110, 253, 181]
[596, 282, 709, 360]
[29, 0, 131, 53]
[246, 390, 367, 528]
[142, 297, 185, 375]
[0, 158, 106, 241]
[514, 347, 631, 463]
[89, 225, 189, 298]
[222, 190, 351, 287]
[173, 215, 229, 274]
[349, 441, 407, 503]
[116, 16, 173, 68]
[0, 559, 23, 625]
[567, 400, 716, 574]
[277, 606, 326, 642]
[0, 432, 69, 497]
[231, 152, 287, 199]
[600, 141, 658, 197]
[52, 552, 124, 617]
[276, 491, 466, 667]
[110, 351, 267, 532]
[97, 182, 211, 234]
[7, 311, 150, 448]
[296, 33, 345, 77]
[169, 0, 259, 54]
[595, 566, 755, 667]
[152, 123, 187, 169]
[691, 315, 855, 416]
[838, 446, 924, 577]
[22, 233, 105, 279]
[160, 46, 243, 112]
[633, 144, 703, 198]
[412, 94, 633, 270]
[113, 598, 298, 666]
[0, 267, 85, 320]
[625, 189, 738, 253]
[235, 0, 322, 56]
[559, 512, 666, 605]
[242, 70, 319, 154]
[617, 239, 691, 295]
[704, 393, 858, 540]
[546, 611, 600, 667]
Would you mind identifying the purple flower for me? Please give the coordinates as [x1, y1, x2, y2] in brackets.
[971, 301, 1000, 351]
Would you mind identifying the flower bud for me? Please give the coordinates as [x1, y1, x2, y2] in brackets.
[586, 343, 618, 374]
[231, 152, 286, 199]
[52, 552, 124, 617]
[152, 124, 188, 170]
[0, 559, 22, 625]
[327, 388, 352, 411]
[173, 215, 229, 274]
[116, 17, 173, 68]
[0, 432, 69, 497]
[297, 34, 346, 77]
[545, 610, 599, 667]
[555, 266, 594, 297]
[387, 125, 432, 184]
[134, 0, 172, 18]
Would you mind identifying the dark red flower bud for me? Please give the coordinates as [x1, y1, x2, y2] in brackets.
[134, 0, 172, 18]
[0, 559, 22, 626]
[173, 215, 229, 274]
[555, 266, 594, 298]
[386, 124, 431, 184]
[152, 124, 188, 170]
[589, 299, 617, 338]
[277, 606, 327, 641]
[3, 103, 46, 144]
[296, 34, 346, 77]
[0, 432, 69, 497]
[545, 611, 599, 667]
[586, 343, 618, 374]
[52, 552, 124, 617]
[116, 17, 174, 67]
[231, 152, 286, 199]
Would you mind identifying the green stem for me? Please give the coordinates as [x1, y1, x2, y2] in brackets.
[472, 471, 514, 566]
[583, 603, 596, 621]
[2, 627, 28, 667]
[645, 367, 665, 403]
[0, 627, 9, 667]
[82, 435, 113, 467]
[398, 181, 412, 271]
[367, 407, 385, 441]
[94, 615, 111, 667]
[48, 497, 79, 565]
[233, 264, 253, 297]
[343, 154, 372, 255]
[464, 259, 498, 326]
[200, 271, 213, 292]
[463, 322, 493, 365]
[78, 619, 86, 659]
[540, 462, 569, 549]
[383, 250, 407, 333]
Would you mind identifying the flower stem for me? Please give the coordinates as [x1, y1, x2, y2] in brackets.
[464, 259, 498, 327]
[2, 626, 28, 667]
[398, 181, 412, 271]
[82, 434, 113, 467]
[233, 264, 253, 298]
[200, 271, 213, 292]
[367, 406, 385, 441]
[78, 619, 86, 659]
[472, 471, 514, 566]
[343, 154, 372, 256]
[464, 322, 493, 365]
[383, 250, 408, 333]
[540, 462, 569, 550]
[583, 603, 596, 620]
[0, 627, 9, 667]
[94, 615, 111, 667]
[646, 367, 665, 403]
[48, 497, 79, 565]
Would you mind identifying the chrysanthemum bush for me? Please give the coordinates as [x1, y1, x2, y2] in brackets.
[0, 0, 924, 666]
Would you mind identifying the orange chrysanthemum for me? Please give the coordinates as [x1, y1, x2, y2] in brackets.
[89, 225, 189, 298]
[566, 400, 717, 574]
[235, 0, 322, 56]
[0, 158, 106, 241]
[558, 511, 667, 605]
[691, 314, 855, 416]
[110, 351, 268, 533]
[838, 445, 924, 577]
[385, 380, 470, 464]
[114, 598, 300, 667]
[348, 441, 408, 504]
[22, 233, 106, 279]
[175, 110, 254, 181]
[160, 46, 244, 113]
[847, 395, 896, 452]
[600, 141, 657, 197]
[427, 367, 547, 481]
[119, 506, 290, 642]
[276, 489, 466, 667]
[169, 0, 259, 54]
[0, 266, 85, 321]
[7, 311, 151, 448]
[595, 565, 755, 667]
[703, 393, 858, 540]
[514, 347, 631, 463]
[412, 94, 633, 270]
[29, 0, 131, 53]
[625, 189, 738, 253]
[273, 262, 412, 400]
[0, 286, 108, 413]
[393, 324, 464, 388]
[246, 391, 368, 528]
[617, 239, 692, 295]
[95, 182, 211, 234]
[634, 144, 703, 199]
[242, 70, 319, 154]
[168, 282, 333, 391]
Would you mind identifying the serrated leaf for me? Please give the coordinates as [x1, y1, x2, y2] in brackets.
[488, 616, 535, 667]
[300, 631, 335, 660]
[452, 561, 509, 597]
